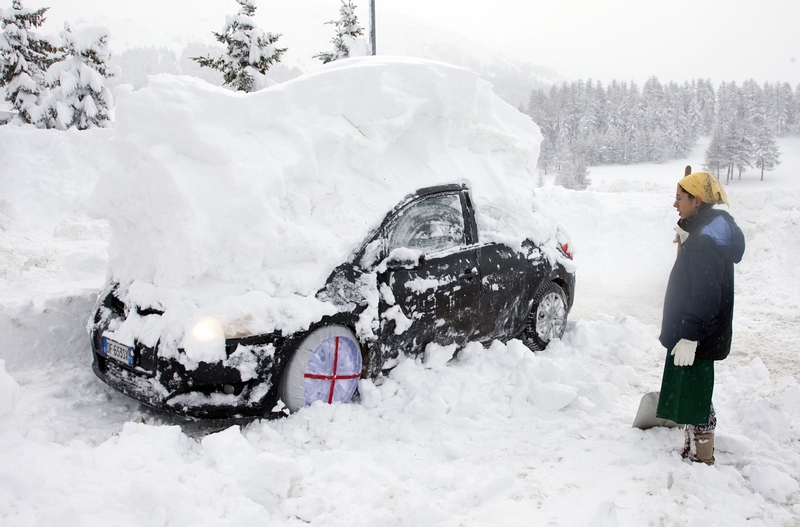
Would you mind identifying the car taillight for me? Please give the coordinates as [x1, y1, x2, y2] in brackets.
[560, 243, 573, 260]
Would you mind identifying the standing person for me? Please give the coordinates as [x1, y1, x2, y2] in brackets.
[656, 168, 745, 465]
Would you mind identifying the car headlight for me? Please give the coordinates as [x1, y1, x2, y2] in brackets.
[183, 316, 227, 363]
[190, 316, 224, 343]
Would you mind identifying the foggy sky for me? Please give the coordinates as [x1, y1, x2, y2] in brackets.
[40, 0, 800, 86]
[380, 0, 800, 85]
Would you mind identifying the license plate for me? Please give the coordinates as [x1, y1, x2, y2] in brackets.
[102, 337, 134, 367]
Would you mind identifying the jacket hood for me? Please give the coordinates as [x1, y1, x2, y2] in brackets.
[679, 209, 745, 264]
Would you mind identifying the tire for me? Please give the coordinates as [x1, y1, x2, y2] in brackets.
[279, 325, 363, 412]
[523, 282, 568, 351]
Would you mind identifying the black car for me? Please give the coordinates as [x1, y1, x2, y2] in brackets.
[89, 183, 575, 418]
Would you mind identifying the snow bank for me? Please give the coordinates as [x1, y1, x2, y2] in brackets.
[0, 126, 111, 373]
[0, 360, 20, 432]
[2, 314, 799, 526]
[92, 56, 551, 339]
[0, 290, 98, 371]
[0, 126, 113, 233]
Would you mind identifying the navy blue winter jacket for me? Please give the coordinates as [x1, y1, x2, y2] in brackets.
[659, 208, 746, 361]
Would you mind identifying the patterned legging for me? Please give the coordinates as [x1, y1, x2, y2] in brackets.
[690, 403, 716, 434]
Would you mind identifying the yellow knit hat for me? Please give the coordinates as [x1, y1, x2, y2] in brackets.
[679, 171, 730, 206]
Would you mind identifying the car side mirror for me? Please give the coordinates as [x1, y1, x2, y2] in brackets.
[379, 248, 426, 272]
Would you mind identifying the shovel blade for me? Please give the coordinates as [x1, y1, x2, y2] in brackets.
[632, 392, 680, 430]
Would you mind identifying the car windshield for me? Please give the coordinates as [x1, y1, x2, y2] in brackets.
[387, 194, 465, 254]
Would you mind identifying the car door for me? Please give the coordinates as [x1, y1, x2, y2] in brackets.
[473, 242, 549, 342]
[374, 191, 480, 359]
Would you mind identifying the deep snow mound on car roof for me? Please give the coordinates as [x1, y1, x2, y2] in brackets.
[92, 56, 562, 337]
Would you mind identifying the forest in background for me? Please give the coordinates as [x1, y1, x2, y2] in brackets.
[525, 78, 796, 188]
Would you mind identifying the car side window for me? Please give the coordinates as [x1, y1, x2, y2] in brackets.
[387, 194, 465, 254]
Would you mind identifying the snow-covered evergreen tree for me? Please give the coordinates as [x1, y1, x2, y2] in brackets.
[641, 76, 665, 139]
[740, 79, 762, 123]
[665, 81, 700, 157]
[192, 0, 286, 92]
[794, 84, 800, 131]
[607, 80, 633, 163]
[0, 0, 57, 124]
[314, 0, 365, 64]
[775, 82, 795, 134]
[537, 137, 555, 175]
[729, 123, 753, 180]
[752, 121, 780, 180]
[556, 156, 590, 190]
[692, 79, 716, 136]
[702, 127, 725, 177]
[38, 23, 114, 130]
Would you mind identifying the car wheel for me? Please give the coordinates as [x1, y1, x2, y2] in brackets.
[523, 282, 568, 351]
[279, 325, 363, 412]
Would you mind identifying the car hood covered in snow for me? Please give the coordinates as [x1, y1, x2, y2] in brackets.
[91, 56, 570, 353]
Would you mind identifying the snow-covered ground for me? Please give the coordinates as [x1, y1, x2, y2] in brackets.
[2, 65, 800, 525]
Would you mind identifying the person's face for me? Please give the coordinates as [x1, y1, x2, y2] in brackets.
[674, 184, 701, 219]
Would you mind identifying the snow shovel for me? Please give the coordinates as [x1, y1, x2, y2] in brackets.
[632, 392, 680, 430]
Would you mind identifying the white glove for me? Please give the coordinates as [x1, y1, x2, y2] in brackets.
[671, 339, 697, 367]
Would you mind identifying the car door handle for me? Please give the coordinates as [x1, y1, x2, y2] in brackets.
[459, 267, 478, 281]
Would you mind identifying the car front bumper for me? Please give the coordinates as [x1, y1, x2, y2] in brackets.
[89, 286, 287, 418]
[90, 342, 283, 419]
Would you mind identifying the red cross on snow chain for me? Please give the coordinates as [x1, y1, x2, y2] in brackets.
[303, 336, 361, 404]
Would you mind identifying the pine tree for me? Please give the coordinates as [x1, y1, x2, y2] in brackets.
[314, 0, 365, 64]
[555, 155, 590, 190]
[537, 137, 555, 175]
[777, 82, 795, 133]
[703, 127, 724, 178]
[728, 120, 753, 180]
[607, 80, 634, 164]
[716, 81, 739, 131]
[752, 121, 780, 180]
[39, 23, 114, 130]
[192, 0, 286, 92]
[664, 81, 699, 159]
[694, 79, 716, 135]
[796, 82, 800, 133]
[0, 0, 57, 124]
[740, 79, 762, 125]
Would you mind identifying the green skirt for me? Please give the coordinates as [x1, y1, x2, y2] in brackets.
[656, 352, 715, 425]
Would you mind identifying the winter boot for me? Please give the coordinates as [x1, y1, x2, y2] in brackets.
[681, 426, 715, 465]
[689, 432, 715, 465]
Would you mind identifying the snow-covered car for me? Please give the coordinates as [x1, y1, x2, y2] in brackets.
[87, 57, 576, 418]
[90, 183, 574, 417]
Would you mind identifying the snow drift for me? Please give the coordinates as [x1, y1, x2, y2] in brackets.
[92, 56, 559, 343]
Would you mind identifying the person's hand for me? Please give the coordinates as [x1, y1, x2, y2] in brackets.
[671, 339, 697, 366]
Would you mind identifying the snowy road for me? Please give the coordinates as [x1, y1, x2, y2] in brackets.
[2, 131, 800, 525]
